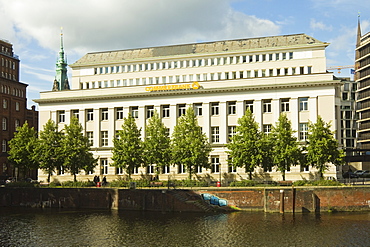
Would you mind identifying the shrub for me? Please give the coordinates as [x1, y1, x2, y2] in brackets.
[5, 181, 36, 188]
[60, 181, 95, 187]
[229, 180, 256, 187]
[293, 179, 343, 186]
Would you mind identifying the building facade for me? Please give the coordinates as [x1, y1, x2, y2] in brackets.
[356, 20, 370, 149]
[36, 33, 347, 183]
[0, 39, 38, 179]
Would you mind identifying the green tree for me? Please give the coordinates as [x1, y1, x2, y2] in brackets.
[259, 132, 275, 175]
[62, 117, 96, 182]
[271, 113, 302, 181]
[112, 113, 143, 179]
[226, 109, 262, 180]
[8, 121, 38, 179]
[306, 116, 345, 178]
[36, 119, 65, 182]
[171, 107, 211, 180]
[143, 110, 171, 175]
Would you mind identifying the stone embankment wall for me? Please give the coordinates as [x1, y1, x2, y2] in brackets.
[1, 187, 370, 213]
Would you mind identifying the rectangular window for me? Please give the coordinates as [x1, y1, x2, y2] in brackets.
[307, 66, 312, 74]
[191, 165, 200, 174]
[87, 131, 93, 146]
[72, 110, 79, 119]
[101, 108, 108, 120]
[147, 165, 155, 174]
[263, 100, 272, 113]
[301, 165, 310, 172]
[116, 167, 124, 175]
[132, 166, 139, 174]
[101, 131, 108, 147]
[263, 124, 272, 134]
[228, 101, 237, 115]
[131, 106, 139, 118]
[2, 140, 7, 152]
[178, 104, 186, 117]
[194, 103, 203, 116]
[178, 164, 186, 174]
[211, 102, 219, 116]
[228, 156, 236, 173]
[58, 111, 65, 123]
[116, 107, 124, 120]
[211, 127, 220, 143]
[15, 102, 20, 111]
[299, 97, 309, 111]
[101, 159, 109, 175]
[87, 109, 94, 121]
[162, 105, 170, 118]
[299, 123, 308, 141]
[211, 156, 220, 173]
[162, 165, 170, 174]
[228, 126, 236, 141]
[245, 100, 254, 113]
[281, 98, 290, 112]
[146, 106, 154, 118]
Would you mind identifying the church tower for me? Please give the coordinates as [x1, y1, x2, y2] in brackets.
[52, 30, 70, 91]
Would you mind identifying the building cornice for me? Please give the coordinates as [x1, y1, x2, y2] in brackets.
[35, 78, 341, 104]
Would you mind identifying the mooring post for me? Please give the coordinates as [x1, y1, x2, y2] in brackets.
[280, 190, 284, 213]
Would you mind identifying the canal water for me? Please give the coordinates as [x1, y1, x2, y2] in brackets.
[0, 207, 369, 247]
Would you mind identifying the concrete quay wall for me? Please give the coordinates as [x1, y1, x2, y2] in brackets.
[1, 187, 370, 213]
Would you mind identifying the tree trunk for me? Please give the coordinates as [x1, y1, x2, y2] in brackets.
[248, 171, 252, 180]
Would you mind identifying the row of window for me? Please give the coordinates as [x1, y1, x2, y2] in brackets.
[57, 98, 310, 123]
[0, 72, 16, 81]
[2, 99, 20, 111]
[93, 52, 295, 75]
[1, 58, 16, 69]
[84, 119, 309, 148]
[81, 66, 313, 89]
[0, 85, 24, 97]
[1, 117, 21, 131]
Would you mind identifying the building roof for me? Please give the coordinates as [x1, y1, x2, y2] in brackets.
[71, 33, 326, 67]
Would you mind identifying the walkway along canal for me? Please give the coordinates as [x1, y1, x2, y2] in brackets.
[1, 186, 370, 213]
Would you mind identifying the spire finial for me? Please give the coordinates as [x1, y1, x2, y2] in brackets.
[357, 14, 362, 47]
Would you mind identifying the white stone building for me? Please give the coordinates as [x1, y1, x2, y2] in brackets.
[36, 33, 346, 183]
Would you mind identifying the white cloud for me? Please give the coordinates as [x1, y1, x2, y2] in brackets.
[310, 19, 333, 31]
[0, 0, 281, 57]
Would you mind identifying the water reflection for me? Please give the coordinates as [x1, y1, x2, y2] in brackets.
[0, 208, 369, 247]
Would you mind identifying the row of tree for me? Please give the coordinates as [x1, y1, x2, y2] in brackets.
[8, 118, 96, 182]
[227, 110, 344, 180]
[112, 107, 211, 179]
[8, 107, 344, 182]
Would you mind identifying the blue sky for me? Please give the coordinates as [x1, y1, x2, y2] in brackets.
[0, 0, 369, 108]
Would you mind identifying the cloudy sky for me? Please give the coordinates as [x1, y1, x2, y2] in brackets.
[0, 0, 369, 107]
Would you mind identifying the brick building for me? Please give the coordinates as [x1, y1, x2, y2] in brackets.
[0, 39, 38, 180]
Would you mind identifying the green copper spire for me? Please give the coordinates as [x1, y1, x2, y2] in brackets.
[53, 28, 70, 91]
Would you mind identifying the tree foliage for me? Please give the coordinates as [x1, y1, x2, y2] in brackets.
[171, 107, 212, 180]
[112, 113, 143, 179]
[226, 109, 262, 179]
[62, 117, 96, 182]
[270, 114, 302, 181]
[306, 116, 345, 178]
[8, 121, 39, 178]
[143, 110, 171, 174]
[35, 119, 65, 182]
